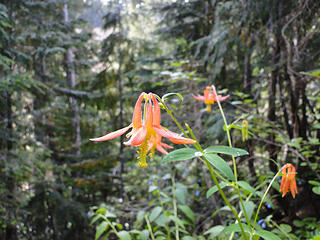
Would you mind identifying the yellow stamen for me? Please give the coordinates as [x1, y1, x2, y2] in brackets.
[137, 141, 148, 168]
[206, 104, 211, 112]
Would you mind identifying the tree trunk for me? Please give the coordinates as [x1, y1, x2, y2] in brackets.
[116, 0, 125, 207]
[267, 4, 280, 173]
[63, 2, 81, 157]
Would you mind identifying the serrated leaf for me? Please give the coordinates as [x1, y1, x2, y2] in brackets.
[178, 205, 195, 223]
[255, 230, 281, 240]
[204, 146, 249, 157]
[163, 148, 197, 163]
[95, 221, 108, 240]
[206, 182, 228, 198]
[237, 181, 256, 196]
[150, 206, 162, 222]
[118, 230, 131, 240]
[204, 153, 235, 181]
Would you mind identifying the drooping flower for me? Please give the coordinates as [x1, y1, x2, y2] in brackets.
[90, 92, 195, 168]
[193, 86, 229, 112]
[280, 163, 298, 198]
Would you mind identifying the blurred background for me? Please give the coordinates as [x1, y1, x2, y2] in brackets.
[0, 0, 320, 239]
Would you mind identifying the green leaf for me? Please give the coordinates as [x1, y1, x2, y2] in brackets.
[206, 182, 228, 198]
[204, 146, 249, 157]
[293, 220, 304, 227]
[169, 216, 185, 229]
[309, 180, 320, 186]
[105, 212, 117, 218]
[90, 214, 102, 226]
[255, 230, 281, 240]
[312, 186, 320, 195]
[150, 206, 162, 222]
[162, 92, 184, 102]
[204, 153, 235, 181]
[95, 221, 108, 240]
[311, 236, 320, 240]
[155, 214, 170, 227]
[237, 181, 256, 196]
[279, 224, 292, 233]
[178, 205, 195, 223]
[163, 148, 197, 163]
[118, 230, 132, 240]
[204, 225, 224, 236]
[181, 236, 197, 240]
[239, 201, 255, 220]
[219, 223, 250, 235]
[140, 229, 149, 240]
[174, 185, 187, 204]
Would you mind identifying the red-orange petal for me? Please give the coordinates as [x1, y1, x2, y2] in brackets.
[151, 94, 161, 126]
[132, 92, 146, 129]
[90, 124, 132, 141]
[282, 174, 290, 197]
[156, 145, 168, 154]
[124, 126, 147, 146]
[215, 95, 229, 102]
[154, 126, 196, 144]
[161, 143, 173, 149]
[290, 180, 296, 198]
[193, 94, 205, 101]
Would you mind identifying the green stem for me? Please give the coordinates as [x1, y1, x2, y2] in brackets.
[102, 216, 121, 238]
[156, 96, 189, 137]
[159, 96, 248, 240]
[172, 175, 180, 240]
[157, 186, 171, 239]
[203, 156, 248, 240]
[213, 86, 251, 229]
[251, 169, 281, 233]
[145, 215, 156, 240]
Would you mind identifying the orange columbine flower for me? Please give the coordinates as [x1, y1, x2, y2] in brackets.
[193, 86, 229, 112]
[280, 163, 298, 198]
[90, 92, 195, 168]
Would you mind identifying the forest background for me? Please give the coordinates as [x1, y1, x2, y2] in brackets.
[0, 0, 320, 239]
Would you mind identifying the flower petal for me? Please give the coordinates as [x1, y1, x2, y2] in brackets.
[161, 142, 173, 149]
[151, 94, 161, 126]
[154, 126, 195, 144]
[156, 145, 168, 154]
[215, 94, 229, 102]
[124, 126, 147, 146]
[90, 124, 132, 141]
[132, 92, 146, 128]
[193, 94, 205, 101]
